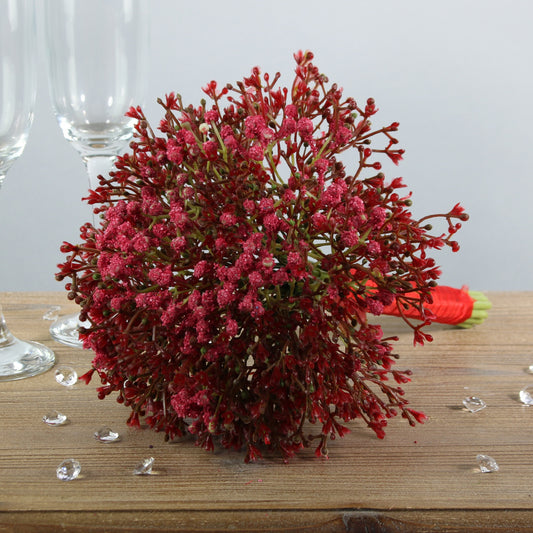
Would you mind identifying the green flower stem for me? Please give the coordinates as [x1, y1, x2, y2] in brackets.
[211, 123, 228, 163]
[457, 291, 492, 329]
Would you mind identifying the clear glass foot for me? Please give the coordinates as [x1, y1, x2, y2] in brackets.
[0, 312, 55, 381]
[49, 312, 87, 348]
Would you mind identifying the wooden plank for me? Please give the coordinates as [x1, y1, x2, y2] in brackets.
[2, 509, 533, 532]
[1, 292, 533, 530]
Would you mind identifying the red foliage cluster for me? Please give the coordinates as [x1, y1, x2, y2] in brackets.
[58, 51, 467, 461]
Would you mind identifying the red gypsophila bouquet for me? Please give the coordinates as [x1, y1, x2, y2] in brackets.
[58, 51, 468, 462]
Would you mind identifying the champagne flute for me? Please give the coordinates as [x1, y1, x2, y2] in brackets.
[0, 0, 55, 380]
[43, 0, 149, 347]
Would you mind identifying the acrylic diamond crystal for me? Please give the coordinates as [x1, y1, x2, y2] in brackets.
[133, 457, 154, 475]
[476, 454, 499, 473]
[42, 306, 61, 321]
[54, 365, 78, 387]
[94, 427, 121, 443]
[462, 396, 487, 413]
[519, 385, 533, 405]
[56, 459, 81, 481]
[42, 410, 68, 426]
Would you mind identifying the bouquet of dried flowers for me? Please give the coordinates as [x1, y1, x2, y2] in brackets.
[58, 51, 469, 461]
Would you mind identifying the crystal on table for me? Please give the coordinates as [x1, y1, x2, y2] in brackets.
[56, 459, 81, 481]
[526, 365, 533, 374]
[42, 410, 68, 426]
[519, 385, 533, 405]
[54, 365, 78, 387]
[94, 427, 121, 443]
[42, 306, 61, 321]
[462, 396, 487, 413]
[133, 457, 155, 475]
[476, 454, 499, 473]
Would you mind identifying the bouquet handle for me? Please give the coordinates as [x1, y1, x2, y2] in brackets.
[381, 285, 491, 328]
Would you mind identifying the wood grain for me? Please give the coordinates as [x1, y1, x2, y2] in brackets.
[1, 291, 533, 531]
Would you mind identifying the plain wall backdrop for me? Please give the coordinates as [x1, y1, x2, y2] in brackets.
[1, 0, 532, 291]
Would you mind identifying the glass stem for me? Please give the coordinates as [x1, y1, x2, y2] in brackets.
[0, 304, 15, 348]
[82, 154, 117, 191]
[0, 172, 6, 190]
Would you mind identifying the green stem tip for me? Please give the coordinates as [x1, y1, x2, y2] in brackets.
[457, 291, 492, 329]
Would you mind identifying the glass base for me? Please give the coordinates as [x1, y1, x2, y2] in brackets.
[0, 336, 55, 382]
[49, 312, 87, 348]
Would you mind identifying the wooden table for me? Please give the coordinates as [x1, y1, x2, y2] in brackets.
[1, 291, 533, 532]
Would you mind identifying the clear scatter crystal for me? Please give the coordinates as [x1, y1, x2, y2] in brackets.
[519, 385, 533, 405]
[462, 396, 487, 413]
[476, 454, 499, 473]
[56, 459, 81, 481]
[54, 365, 78, 387]
[133, 457, 155, 475]
[42, 410, 68, 426]
[42, 306, 61, 321]
[94, 427, 121, 443]
[526, 365, 533, 374]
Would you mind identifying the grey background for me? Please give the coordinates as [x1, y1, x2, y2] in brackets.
[1, 0, 532, 291]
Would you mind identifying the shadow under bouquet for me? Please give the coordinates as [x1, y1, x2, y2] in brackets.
[58, 51, 477, 462]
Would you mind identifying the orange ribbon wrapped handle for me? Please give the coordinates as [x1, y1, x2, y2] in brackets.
[380, 285, 491, 328]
